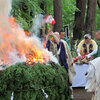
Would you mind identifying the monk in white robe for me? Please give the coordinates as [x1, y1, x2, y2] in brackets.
[85, 57, 100, 100]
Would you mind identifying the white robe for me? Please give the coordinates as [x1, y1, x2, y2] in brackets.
[85, 57, 100, 100]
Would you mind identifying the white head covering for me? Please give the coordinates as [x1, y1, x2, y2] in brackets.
[84, 34, 91, 39]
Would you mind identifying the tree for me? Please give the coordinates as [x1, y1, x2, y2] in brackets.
[53, 0, 62, 32]
[85, 0, 97, 35]
[73, 0, 97, 39]
[62, 0, 77, 30]
[73, 0, 86, 40]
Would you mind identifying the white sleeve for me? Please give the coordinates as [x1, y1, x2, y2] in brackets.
[86, 49, 97, 58]
[77, 49, 81, 56]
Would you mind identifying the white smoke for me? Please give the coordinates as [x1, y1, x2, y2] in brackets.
[48, 52, 59, 64]
[30, 14, 44, 36]
[0, 0, 12, 16]
[0, 0, 59, 66]
[0, 0, 12, 34]
[9, 52, 26, 65]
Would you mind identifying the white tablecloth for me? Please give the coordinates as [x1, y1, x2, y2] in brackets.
[72, 64, 89, 87]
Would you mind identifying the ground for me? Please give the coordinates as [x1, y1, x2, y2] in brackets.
[73, 87, 92, 100]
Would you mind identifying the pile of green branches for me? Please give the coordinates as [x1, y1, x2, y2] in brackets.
[0, 62, 72, 100]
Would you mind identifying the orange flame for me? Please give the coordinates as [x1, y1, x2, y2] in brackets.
[24, 31, 32, 37]
[0, 17, 50, 65]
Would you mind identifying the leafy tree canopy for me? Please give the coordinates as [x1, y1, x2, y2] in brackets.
[11, 0, 77, 32]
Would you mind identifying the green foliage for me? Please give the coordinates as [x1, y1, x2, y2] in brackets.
[17, 16, 29, 31]
[46, 0, 53, 15]
[62, 0, 78, 30]
[0, 62, 72, 100]
[11, 0, 77, 31]
[45, 0, 77, 30]
[11, 0, 43, 31]
[96, 6, 100, 31]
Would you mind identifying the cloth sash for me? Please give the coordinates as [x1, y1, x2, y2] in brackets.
[60, 39, 76, 84]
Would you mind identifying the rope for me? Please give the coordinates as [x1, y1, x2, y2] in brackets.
[5, 85, 56, 92]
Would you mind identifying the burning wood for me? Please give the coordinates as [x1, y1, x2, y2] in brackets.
[26, 54, 48, 66]
[0, 16, 50, 66]
[0, 1, 56, 66]
[24, 31, 32, 37]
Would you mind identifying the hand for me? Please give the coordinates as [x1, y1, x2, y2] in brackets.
[85, 56, 91, 61]
[86, 54, 91, 59]
[49, 31, 54, 36]
[48, 27, 52, 33]
[77, 56, 82, 60]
